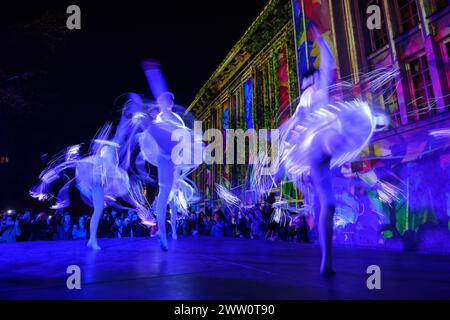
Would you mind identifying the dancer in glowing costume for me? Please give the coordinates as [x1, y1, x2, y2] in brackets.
[133, 60, 204, 251]
[31, 98, 150, 250]
[255, 27, 387, 276]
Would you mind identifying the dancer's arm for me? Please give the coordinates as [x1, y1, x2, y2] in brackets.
[114, 93, 142, 145]
[141, 59, 168, 100]
[312, 26, 334, 92]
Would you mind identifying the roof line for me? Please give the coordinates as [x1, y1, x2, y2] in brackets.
[186, 0, 279, 113]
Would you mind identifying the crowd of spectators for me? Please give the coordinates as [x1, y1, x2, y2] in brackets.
[177, 205, 311, 243]
[0, 204, 312, 244]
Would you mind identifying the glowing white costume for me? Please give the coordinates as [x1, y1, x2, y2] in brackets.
[131, 61, 205, 251]
[253, 26, 392, 275]
[31, 100, 150, 250]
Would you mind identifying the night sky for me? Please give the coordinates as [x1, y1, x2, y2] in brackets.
[0, 0, 268, 211]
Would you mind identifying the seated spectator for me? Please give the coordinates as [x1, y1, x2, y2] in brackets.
[0, 215, 21, 243]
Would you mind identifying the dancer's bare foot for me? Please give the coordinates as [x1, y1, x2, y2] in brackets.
[172, 232, 178, 240]
[87, 239, 101, 251]
[157, 231, 168, 252]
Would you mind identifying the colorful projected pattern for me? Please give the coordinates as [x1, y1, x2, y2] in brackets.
[292, 0, 334, 76]
[277, 47, 291, 125]
[244, 78, 254, 130]
[223, 102, 230, 188]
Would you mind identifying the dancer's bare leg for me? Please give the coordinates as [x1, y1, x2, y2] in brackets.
[310, 152, 335, 276]
[87, 185, 104, 250]
[170, 200, 178, 240]
[156, 157, 174, 251]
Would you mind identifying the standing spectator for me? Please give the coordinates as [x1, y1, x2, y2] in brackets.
[17, 211, 32, 241]
[31, 212, 53, 241]
[211, 211, 225, 237]
[111, 210, 119, 221]
[72, 216, 88, 240]
[85, 216, 91, 240]
[300, 215, 310, 243]
[289, 216, 301, 242]
[131, 212, 148, 237]
[98, 212, 113, 238]
[0, 215, 21, 243]
[50, 211, 63, 239]
[182, 215, 192, 236]
[231, 210, 240, 237]
[190, 212, 198, 235]
[265, 220, 278, 241]
[203, 214, 212, 235]
[54, 212, 73, 240]
[250, 217, 260, 239]
[224, 210, 233, 237]
[150, 224, 158, 237]
[197, 211, 206, 235]
[237, 211, 250, 238]
[175, 214, 183, 236]
[278, 217, 290, 241]
[122, 216, 132, 238]
[111, 217, 123, 238]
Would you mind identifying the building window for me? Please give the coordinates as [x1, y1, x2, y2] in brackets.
[367, 0, 389, 51]
[373, 65, 401, 127]
[397, 0, 420, 32]
[445, 41, 450, 104]
[447, 41, 450, 79]
[447, 41, 450, 59]
[0, 156, 9, 164]
[408, 55, 435, 121]
[427, 0, 449, 15]
[384, 87, 401, 127]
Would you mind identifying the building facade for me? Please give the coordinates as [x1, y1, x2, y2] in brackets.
[188, 0, 300, 205]
[189, 0, 450, 252]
